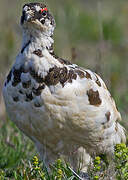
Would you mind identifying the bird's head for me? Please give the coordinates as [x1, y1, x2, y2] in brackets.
[21, 3, 56, 36]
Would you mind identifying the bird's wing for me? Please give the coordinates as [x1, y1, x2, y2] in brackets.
[43, 60, 126, 154]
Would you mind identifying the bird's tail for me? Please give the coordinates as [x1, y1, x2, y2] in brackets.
[114, 122, 126, 144]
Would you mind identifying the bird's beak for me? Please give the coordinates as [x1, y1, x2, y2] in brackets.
[21, 10, 34, 25]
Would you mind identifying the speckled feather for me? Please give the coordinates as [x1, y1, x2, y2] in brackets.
[3, 3, 126, 172]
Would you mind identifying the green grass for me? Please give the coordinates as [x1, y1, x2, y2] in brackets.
[0, 119, 128, 180]
[0, 120, 80, 179]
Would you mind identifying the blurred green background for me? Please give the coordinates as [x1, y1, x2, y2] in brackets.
[0, 0, 128, 129]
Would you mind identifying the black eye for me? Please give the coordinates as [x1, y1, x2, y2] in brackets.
[42, 10, 47, 16]
[39, 10, 47, 17]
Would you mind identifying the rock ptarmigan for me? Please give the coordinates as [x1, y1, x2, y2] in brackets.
[3, 2, 126, 172]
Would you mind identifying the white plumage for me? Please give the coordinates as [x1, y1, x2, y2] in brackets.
[3, 3, 126, 172]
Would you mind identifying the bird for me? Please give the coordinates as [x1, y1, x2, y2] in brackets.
[3, 2, 126, 174]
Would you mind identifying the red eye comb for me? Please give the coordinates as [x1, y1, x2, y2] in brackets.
[40, 7, 48, 13]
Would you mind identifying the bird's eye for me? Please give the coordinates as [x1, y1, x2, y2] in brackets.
[39, 8, 48, 17]
[42, 10, 47, 16]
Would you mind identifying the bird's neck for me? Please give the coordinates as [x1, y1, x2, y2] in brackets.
[21, 29, 54, 54]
